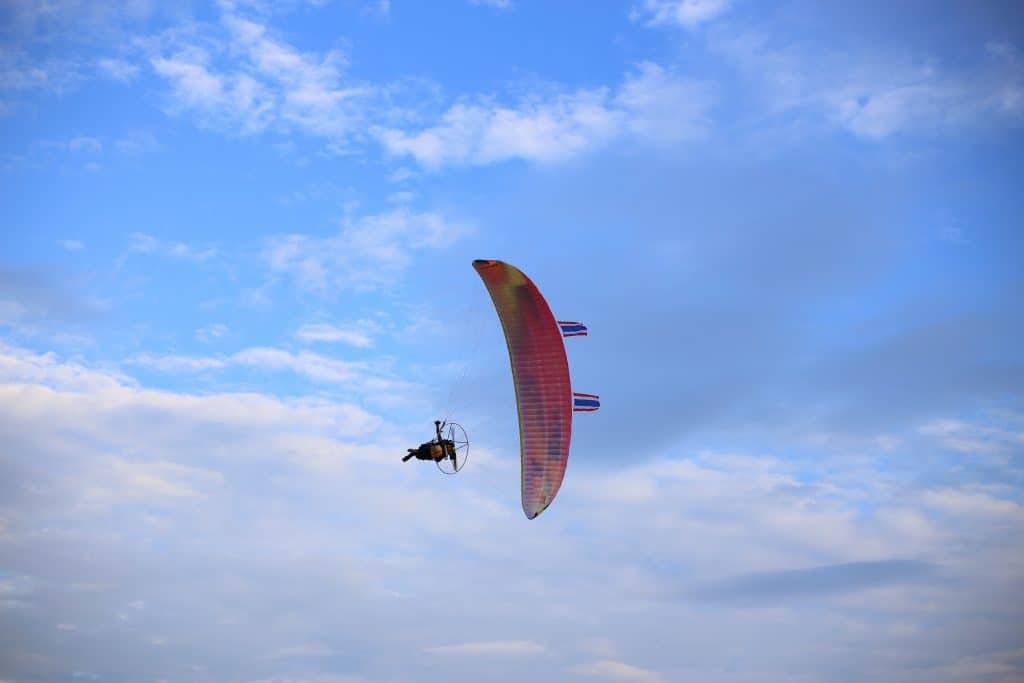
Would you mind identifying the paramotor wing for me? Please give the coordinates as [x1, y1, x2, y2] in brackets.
[473, 259, 573, 519]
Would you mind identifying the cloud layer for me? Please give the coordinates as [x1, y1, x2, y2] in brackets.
[2, 344, 1022, 681]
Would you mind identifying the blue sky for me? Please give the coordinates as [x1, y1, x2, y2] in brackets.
[2, 0, 1023, 681]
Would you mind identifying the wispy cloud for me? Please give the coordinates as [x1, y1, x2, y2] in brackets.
[259, 642, 335, 659]
[377, 62, 711, 169]
[468, 0, 513, 9]
[614, 61, 712, 143]
[921, 488, 1023, 520]
[195, 323, 230, 344]
[232, 347, 365, 384]
[0, 1, 165, 109]
[363, 0, 392, 18]
[295, 321, 378, 348]
[5, 344, 381, 449]
[68, 136, 102, 153]
[631, 0, 731, 29]
[377, 89, 619, 168]
[0, 51, 83, 99]
[114, 130, 161, 156]
[127, 346, 420, 405]
[96, 57, 140, 83]
[80, 458, 225, 509]
[714, 33, 1024, 140]
[128, 352, 228, 373]
[425, 640, 544, 655]
[940, 646, 1024, 681]
[0, 267, 104, 344]
[126, 232, 217, 263]
[0, 341, 133, 392]
[151, 50, 274, 135]
[918, 416, 1024, 453]
[569, 659, 665, 683]
[127, 347, 365, 385]
[265, 207, 471, 290]
[58, 239, 84, 251]
[150, 12, 368, 139]
[691, 560, 936, 604]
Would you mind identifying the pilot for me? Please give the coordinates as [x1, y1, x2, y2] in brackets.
[402, 420, 456, 468]
[403, 440, 444, 462]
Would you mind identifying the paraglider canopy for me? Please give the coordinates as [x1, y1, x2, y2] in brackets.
[473, 259, 573, 519]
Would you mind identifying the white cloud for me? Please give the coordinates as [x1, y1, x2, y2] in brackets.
[79, 458, 225, 508]
[96, 57, 140, 82]
[987, 41, 1024, 113]
[631, 0, 731, 29]
[265, 207, 471, 289]
[570, 659, 665, 683]
[129, 352, 228, 373]
[114, 130, 161, 156]
[68, 136, 102, 153]
[378, 90, 620, 168]
[0, 51, 82, 98]
[126, 346, 420, 406]
[150, 13, 368, 140]
[232, 347, 365, 384]
[260, 642, 334, 659]
[387, 190, 415, 204]
[128, 232, 163, 254]
[265, 234, 328, 289]
[0, 342, 133, 392]
[425, 640, 544, 655]
[825, 79, 982, 140]
[0, 573, 33, 602]
[918, 417, 1023, 453]
[714, 33, 1024, 140]
[921, 488, 1023, 520]
[239, 281, 276, 309]
[364, 0, 391, 17]
[614, 62, 712, 143]
[468, 0, 513, 9]
[225, 15, 365, 136]
[152, 52, 275, 135]
[196, 323, 230, 343]
[3, 345, 383, 464]
[244, 676, 365, 683]
[126, 232, 217, 263]
[578, 637, 618, 659]
[569, 450, 951, 572]
[387, 166, 417, 183]
[378, 63, 711, 169]
[295, 322, 377, 347]
[940, 647, 1024, 681]
[58, 239, 84, 251]
[128, 347, 367, 384]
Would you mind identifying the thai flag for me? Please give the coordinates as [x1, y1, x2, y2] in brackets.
[573, 392, 600, 412]
[558, 321, 588, 337]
